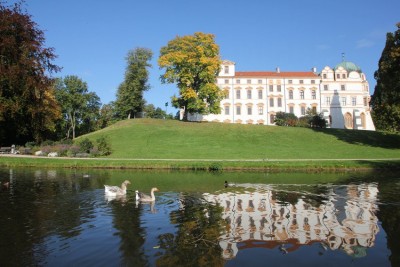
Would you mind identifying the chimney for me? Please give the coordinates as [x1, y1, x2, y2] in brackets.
[276, 67, 280, 73]
[312, 67, 317, 73]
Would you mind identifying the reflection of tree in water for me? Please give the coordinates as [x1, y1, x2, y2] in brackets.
[376, 178, 400, 267]
[108, 199, 147, 266]
[156, 196, 225, 267]
[0, 169, 102, 266]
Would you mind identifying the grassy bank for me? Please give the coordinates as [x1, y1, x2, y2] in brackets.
[2, 119, 400, 170]
[1, 155, 400, 171]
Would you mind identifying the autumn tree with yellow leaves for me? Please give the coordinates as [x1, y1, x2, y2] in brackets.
[158, 32, 223, 121]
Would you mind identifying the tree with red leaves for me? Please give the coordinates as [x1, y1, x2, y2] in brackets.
[0, 1, 61, 145]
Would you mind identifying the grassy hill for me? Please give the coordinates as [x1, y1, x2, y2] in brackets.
[80, 118, 400, 160]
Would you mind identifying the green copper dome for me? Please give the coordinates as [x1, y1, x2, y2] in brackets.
[334, 61, 362, 73]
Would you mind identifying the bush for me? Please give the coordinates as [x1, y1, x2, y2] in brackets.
[79, 138, 94, 153]
[96, 136, 112, 156]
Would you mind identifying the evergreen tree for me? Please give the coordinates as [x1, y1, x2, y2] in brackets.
[371, 23, 400, 132]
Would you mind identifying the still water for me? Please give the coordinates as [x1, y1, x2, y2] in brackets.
[0, 168, 399, 267]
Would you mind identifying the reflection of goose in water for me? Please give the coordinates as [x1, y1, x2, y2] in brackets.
[104, 180, 130, 197]
[2, 181, 10, 189]
[135, 187, 159, 202]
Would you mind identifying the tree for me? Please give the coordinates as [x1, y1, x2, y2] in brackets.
[158, 32, 223, 121]
[371, 23, 400, 132]
[0, 2, 61, 144]
[115, 47, 153, 120]
[299, 108, 327, 128]
[54, 76, 101, 139]
[97, 102, 116, 129]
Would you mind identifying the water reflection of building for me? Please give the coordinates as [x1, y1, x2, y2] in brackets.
[203, 183, 379, 259]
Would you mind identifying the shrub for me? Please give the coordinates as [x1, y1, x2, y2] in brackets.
[96, 136, 112, 156]
[79, 138, 94, 153]
[67, 145, 80, 157]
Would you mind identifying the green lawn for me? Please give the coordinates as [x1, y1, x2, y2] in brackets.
[2, 118, 399, 170]
[80, 118, 400, 160]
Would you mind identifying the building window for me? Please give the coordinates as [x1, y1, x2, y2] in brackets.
[258, 106, 263, 115]
[270, 114, 275, 124]
[352, 97, 357, 106]
[224, 79, 229, 84]
[236, 90, 240, 99]
[301, 106, 306, 115]
[269, 85, 273, 92]
[288, 80, 293, 84]
[258, 90, 263, 99]
[247, 106, 252, 115]
[323, 84, 328, 90]
[342, 74, 346, 79]
[299, 80, 304, 84]
[341, 97, 347, 106]
[289, 106, 294, 114]
[312, 106, 317, 113]
[269, 98, 274, 107]
[336, 74, 340, 79]
[247, 89, 252, 99]
[236, 79, 240, 84]
[236, 106, 241, 115]
[224, 66, 229, 74]
[311, 80, 315, 84]
[311, 90, 316, 99]
[289, 90, 293, 99]
[364, 97, 368, 106]
[341, 84, 346, 91]
[277, 98, 282, 107]
[247, 79, 251, 84]
[325, 96, 331, 105]
[323, 74, 327, 79]
[277, 85, 281, 92]
[224, 106, 229, 115]
[258, 79, 262, 84]
[300, 90, 304, 99]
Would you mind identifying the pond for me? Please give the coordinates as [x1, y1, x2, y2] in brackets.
[0, 168, 399, 267]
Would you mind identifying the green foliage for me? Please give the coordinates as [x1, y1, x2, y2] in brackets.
[115, 47, 153, 120]
[274, 112, 298, 126]
[96, 136, 112, 156]
[78, 138, 94, 153]
[371, 23, 400, 132]
[144, 104, 173, 119]
[54, 76, 101, 139]
[0, 2, 61, 144]
[158, 32, 223, 120]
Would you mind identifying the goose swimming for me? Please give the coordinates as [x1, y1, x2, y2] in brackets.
[104, 180, 131, 196]
[135, 187, 159, 202]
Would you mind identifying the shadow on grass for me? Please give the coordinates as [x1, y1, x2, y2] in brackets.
[312, 128, 400, 149]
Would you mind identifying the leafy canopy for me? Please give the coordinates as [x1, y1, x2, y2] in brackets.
[0, 2, 61, 144]
[115, 47, 153, 119]
[158, 32, 223, 120]
[54, 76, 101, 139]
[371, 23, 400, 132]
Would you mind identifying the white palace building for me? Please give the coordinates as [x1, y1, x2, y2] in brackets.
[188, 59, 375, 131]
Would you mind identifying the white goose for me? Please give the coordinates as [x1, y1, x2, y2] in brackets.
[104, 180, 131, 197]
[135, 187, 159, 202]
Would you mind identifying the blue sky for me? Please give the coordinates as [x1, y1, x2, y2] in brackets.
[13, 0, 400, 114]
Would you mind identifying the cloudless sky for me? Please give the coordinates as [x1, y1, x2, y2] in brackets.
[9, 0, 400, 114]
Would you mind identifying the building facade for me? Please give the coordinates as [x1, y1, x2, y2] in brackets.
[189, 60, 375, 130]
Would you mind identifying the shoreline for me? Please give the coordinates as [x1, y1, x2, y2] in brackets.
[1, 154, 400, 172]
